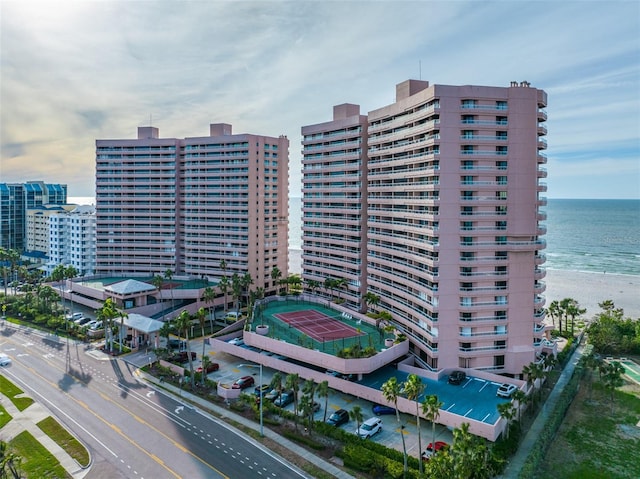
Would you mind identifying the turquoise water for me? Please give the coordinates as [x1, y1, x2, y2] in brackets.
[290, 197, 640, 277]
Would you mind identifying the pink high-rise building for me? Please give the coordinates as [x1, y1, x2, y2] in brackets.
[95, 124, 289, 294]
[302, 80, 548, 376]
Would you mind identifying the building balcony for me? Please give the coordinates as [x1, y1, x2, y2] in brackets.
[537, 125, 547, 135]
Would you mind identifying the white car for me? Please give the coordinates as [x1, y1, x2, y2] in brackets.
[0, 354, 11, 366]
[66, 312, 84, 321]
[357, 417, 382, 439]
[497, 383, 518, 398]
[228, 337, 244, 346]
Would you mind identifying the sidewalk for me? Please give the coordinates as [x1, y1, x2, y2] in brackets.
[131, 363, 356, 479]
[0, 397, 90, 478]
[499, 338, 585, 478]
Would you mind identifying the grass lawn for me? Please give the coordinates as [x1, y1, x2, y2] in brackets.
[9, 430, 70, 479]
[538, 376, 640, 479]
[37, 416, 90, 467]
[0, 374, 34, 411]
[0, 402, 12, 428]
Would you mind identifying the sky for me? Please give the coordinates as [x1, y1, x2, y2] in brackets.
[1, 0, 639, 200]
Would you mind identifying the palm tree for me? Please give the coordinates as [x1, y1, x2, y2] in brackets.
[0, 439, 22, 479]
[230, 273, 242, 317]
[271, 266, 282, 294]
[546, 300, 560, 330]
[270, 371, 283, 400]
[601, 361, 625, 412]
[287, 274, 302, 294]
[164, 269, 174, 316]
[196, 307, 208, 386]
[96, 298, 119, 352]
[118, 308, 129, 353]
[285, 373, 300, 429]
[301, 379, 317, 431]
[422, 394, 443, 466]
[381, 376, 408, 476]
[298, 394, 314, 433]
[363, 291, 380, 315]
[219, 276, 229, 313]
[158, 321, 173, 351]
[335, 277, 348, 301]
[511, 389, 527, 423]
[317, 380, 330, 422]
[305, 279, 320, 296]
[151, 274, 165, 320]
[219, 258, 227, 277]
[349, 405, 363, 436]
[202, 286, 216, 329]
[323, 278, 337, 303]
[241, 272, 253, 308]
[174, 310, 195, 388]
[403, 374, 425, 474]
[497, 402, 516, 439]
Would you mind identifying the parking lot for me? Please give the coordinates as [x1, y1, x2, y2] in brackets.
[175, 336, 454, 459]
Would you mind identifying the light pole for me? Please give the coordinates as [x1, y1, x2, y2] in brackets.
[241, 363, 263, 437]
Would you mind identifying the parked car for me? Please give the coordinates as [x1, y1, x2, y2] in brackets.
[167, 339, 187, 350]
[422, 441, 449, 461]
[0, 354, 11, 366]
[232, 375, 255, 390]
[66, 312, 84, 321]
[273, 391, 295, 408]
[196, 362, 219, 374]
[497, 383, 518, 398]
[264, 388, 280, 401]
[75, 317, 91, 326]
[227, 337, 244, 346]
[89, 321, 104, 330]
[168, 351, 197, 364]
[254, 384, 271, 397]
[448, 370, 467, 385]
[311, 401, 321, 413]
[372, 404, 396, 416]
[326, 409, 349, 427]
[357, 417, 382, 439]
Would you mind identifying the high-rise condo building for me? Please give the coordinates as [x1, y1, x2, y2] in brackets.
[0, 181, 67, 251]
[95, 124, 289, 294]
[301, 80, 547, 376]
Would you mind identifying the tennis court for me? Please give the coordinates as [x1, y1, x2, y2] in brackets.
[275, 309, 364, 342]
[255, 298, 387, 355]
[607, 357, 640, 385]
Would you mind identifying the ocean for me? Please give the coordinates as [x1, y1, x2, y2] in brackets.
[70, 196, 640, 277]
[288, 197, 640, 277]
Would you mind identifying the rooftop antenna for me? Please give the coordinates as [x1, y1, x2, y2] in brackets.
[150, 113, 153, 127]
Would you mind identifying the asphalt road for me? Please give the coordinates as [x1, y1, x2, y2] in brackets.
[0, 323, 307, 478]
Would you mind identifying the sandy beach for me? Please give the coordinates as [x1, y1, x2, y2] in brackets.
[288, 249, 640, 320]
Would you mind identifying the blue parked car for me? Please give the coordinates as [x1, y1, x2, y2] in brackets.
[372, 404, 396, 416]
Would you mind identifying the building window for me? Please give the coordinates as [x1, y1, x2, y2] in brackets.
[496, 101, 508, 110]
[494, 355, 505, 366]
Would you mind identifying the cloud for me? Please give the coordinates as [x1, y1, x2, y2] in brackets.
[1, 0, 638, 198]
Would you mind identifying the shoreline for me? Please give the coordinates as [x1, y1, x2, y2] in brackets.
[288, 250, 640, 319]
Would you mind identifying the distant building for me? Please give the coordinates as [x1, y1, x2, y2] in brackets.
[301, 80, 549, 377]
[95, 124, 289, 296]
[0, 181, 67, 251]
[25, 204, 96, 276]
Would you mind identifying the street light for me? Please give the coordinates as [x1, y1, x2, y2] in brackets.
[240, 362, 263, 437]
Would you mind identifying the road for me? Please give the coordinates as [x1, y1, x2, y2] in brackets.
[0, 323, 307, 478]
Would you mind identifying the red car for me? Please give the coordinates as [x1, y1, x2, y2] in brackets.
[196, 362, 219, 374]
[232, 375, 255, 390]
[421, 441, 449, 461]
